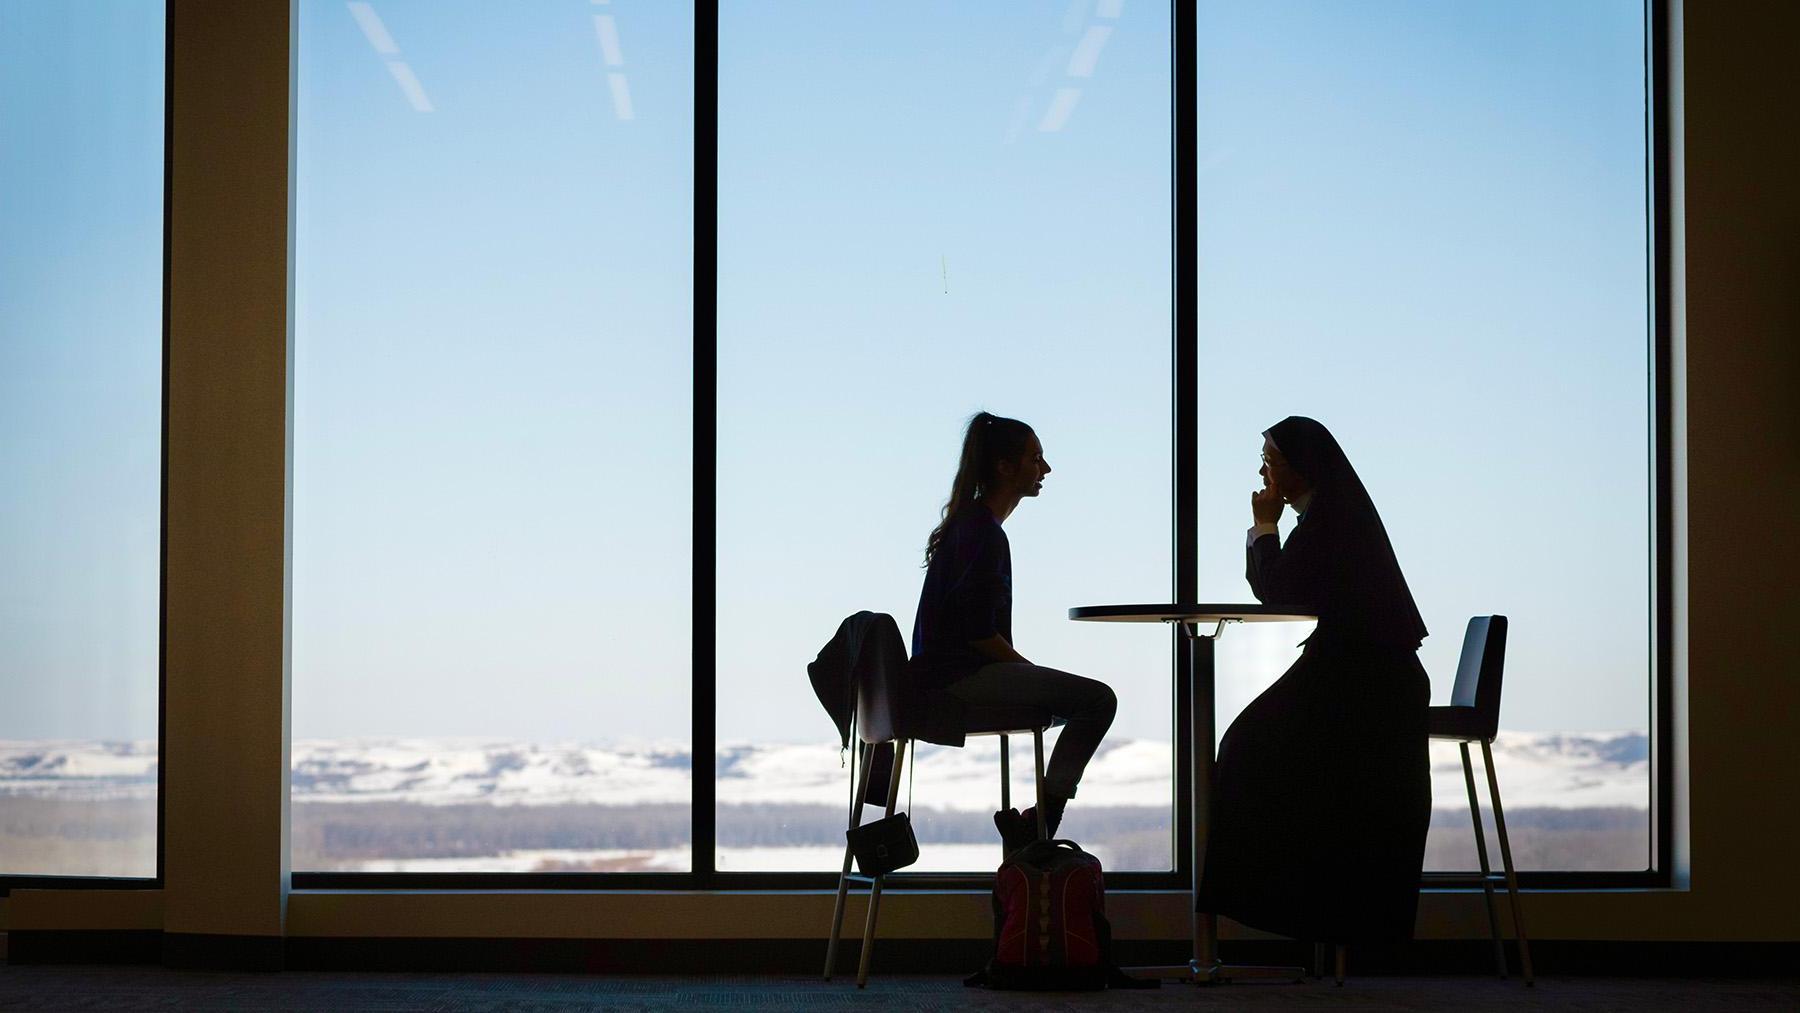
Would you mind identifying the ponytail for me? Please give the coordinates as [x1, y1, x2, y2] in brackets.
[924, 411, 1035, 564]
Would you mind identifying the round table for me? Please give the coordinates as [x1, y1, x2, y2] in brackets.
[1069, 603, 1317, 984]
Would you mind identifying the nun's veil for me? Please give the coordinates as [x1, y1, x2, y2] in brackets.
[1265, 416, 1429, 647]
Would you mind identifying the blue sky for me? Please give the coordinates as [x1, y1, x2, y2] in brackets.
[3, 1, 1648, 752]
[1, 0, 163, 742]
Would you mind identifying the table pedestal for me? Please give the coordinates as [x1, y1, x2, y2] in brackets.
[1125, 622, 1307, 985]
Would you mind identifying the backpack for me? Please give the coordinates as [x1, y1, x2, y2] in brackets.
[965, 839, 1158, 991]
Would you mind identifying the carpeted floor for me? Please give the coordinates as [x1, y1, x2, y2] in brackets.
[0, 966, 1796, 1012]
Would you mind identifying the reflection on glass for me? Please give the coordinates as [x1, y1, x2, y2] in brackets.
[1198, 0, 1651, 871]
[717, 1, 1174, 872]
[292, 0, 694, 872]
[0, 0, 164, 878]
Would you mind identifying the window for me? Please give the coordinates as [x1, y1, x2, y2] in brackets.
[277, 0, 1665, 886]
[716, 0, 1175, 873]
[292, 0, 695, 873]
[1196, 0, 1652, 871]
[0, 0, 164, 879]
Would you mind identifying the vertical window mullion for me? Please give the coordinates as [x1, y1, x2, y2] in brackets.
[694, 0, 721, 885]
[1172, 0, 1199, 884]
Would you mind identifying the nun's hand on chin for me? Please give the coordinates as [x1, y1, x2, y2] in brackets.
[1251, 486, 1284, 524]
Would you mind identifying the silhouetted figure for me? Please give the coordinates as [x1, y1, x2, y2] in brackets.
[912, 412, 1117, 853]
[1197, 416, 1432, 944]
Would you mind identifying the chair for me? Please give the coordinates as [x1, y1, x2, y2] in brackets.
[821, 616, 1056, 989]
[1315, 615, 1533, 986]
[1427, 615, 1533, 984]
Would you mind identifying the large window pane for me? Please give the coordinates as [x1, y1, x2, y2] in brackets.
[718, 1, 1174, 872]
[1197, 0, 1651, 871]
[293, 0, 694, 872]
[0, 0, 163, 878]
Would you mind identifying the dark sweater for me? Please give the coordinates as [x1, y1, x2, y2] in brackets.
[910, 503, 1011, 691]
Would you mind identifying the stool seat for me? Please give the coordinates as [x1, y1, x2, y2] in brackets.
[962, 707, 1061, 736]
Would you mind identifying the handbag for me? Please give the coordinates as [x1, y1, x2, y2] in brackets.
[846, 738, 919, 876]
[847, 811, 919, 876]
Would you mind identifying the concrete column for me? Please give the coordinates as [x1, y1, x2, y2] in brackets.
[161, 0, 295, 969]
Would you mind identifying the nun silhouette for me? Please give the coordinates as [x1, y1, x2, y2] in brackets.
[1197, 416, 1433, 944]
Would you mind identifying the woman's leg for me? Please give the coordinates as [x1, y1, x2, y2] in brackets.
[945, 662, 1118, 805]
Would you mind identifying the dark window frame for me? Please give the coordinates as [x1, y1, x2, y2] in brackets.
[2, 0, 1672, 896]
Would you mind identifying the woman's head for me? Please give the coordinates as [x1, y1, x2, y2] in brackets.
[1258, 414, 1430, 646]
[1260, 433, 1312, 505]
[925, 412, 1046, 562]
[1262, 415, 1347, 504]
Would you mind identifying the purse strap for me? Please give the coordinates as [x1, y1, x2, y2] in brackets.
[905, 739, 914, 816]
[848, 711, 859, 814]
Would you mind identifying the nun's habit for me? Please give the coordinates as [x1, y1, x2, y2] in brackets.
[1196, 416, 1432, 944]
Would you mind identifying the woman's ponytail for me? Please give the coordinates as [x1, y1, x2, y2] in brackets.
[924, 411, 1034, 564]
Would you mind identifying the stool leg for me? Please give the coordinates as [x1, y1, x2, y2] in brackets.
[856, 740, 909, 989]
[1311, 941, 1325, 979]
[1334, 944, 1346, 986]
[1482, 740, 1535, 986]
[825, 742, 874, 980]
[1461, 741, 1507, 979]
[1031, 727, 1049, 839]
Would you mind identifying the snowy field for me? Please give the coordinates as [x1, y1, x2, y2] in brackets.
[1, 732, 1650, 875]
[0, 731, 1650, 810]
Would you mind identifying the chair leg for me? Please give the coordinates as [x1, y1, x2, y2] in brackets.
[998, 733, 1011, 812]
[1461, 741, 1507, 979]
[1482, 740, 1535, 986]
[886, 740, 909, 822]
[998, 735, 1012, 862]
[856, 740, 910, 989]
[825, 742, 874, 980]
[1334, 943, 1346, 986]
[1031, 727, 1049, 839]
[856, 873, 885, 989]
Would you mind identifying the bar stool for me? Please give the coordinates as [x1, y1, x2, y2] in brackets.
[1316, 616, 1533, 986]
[822, 631, 1056, 988]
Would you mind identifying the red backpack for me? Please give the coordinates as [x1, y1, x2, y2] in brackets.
[966, 839, 1155, 991]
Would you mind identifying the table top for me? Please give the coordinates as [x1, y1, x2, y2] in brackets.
[1068, 603, 1318, 623]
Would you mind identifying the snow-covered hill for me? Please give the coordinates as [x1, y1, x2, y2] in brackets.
[0, 731, 1649, 810]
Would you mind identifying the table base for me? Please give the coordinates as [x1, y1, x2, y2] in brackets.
[1067, 607, 1321, 991]
[1120, 960, 1309, 984]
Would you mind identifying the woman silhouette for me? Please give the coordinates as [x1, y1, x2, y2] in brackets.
[1197, 416, 1432, 944]
[911, 412, 1117, 853]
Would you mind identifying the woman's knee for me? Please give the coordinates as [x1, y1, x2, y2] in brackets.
[1083, 678, 1118, 720]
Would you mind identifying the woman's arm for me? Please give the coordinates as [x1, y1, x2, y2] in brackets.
[951, 522, 1018, 662]
[1245, 483, 1329, 608]
[1246, 527, 1327, 609]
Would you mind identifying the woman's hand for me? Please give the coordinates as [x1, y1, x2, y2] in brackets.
[970, 634, 1031, 666]
[1251, 483, 1284, 525]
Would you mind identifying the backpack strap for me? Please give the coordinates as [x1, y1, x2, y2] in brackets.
[1093, 908, 1159, 990]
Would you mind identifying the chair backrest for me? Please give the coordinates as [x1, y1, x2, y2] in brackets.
[1448, 615, 1508, 741]
[852, 614, 911, 745]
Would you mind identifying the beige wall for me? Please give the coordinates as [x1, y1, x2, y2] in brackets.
[1676, 0, 1800, 933]
[7, 0, 1799, 947]
[157, 0, 296, 941]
